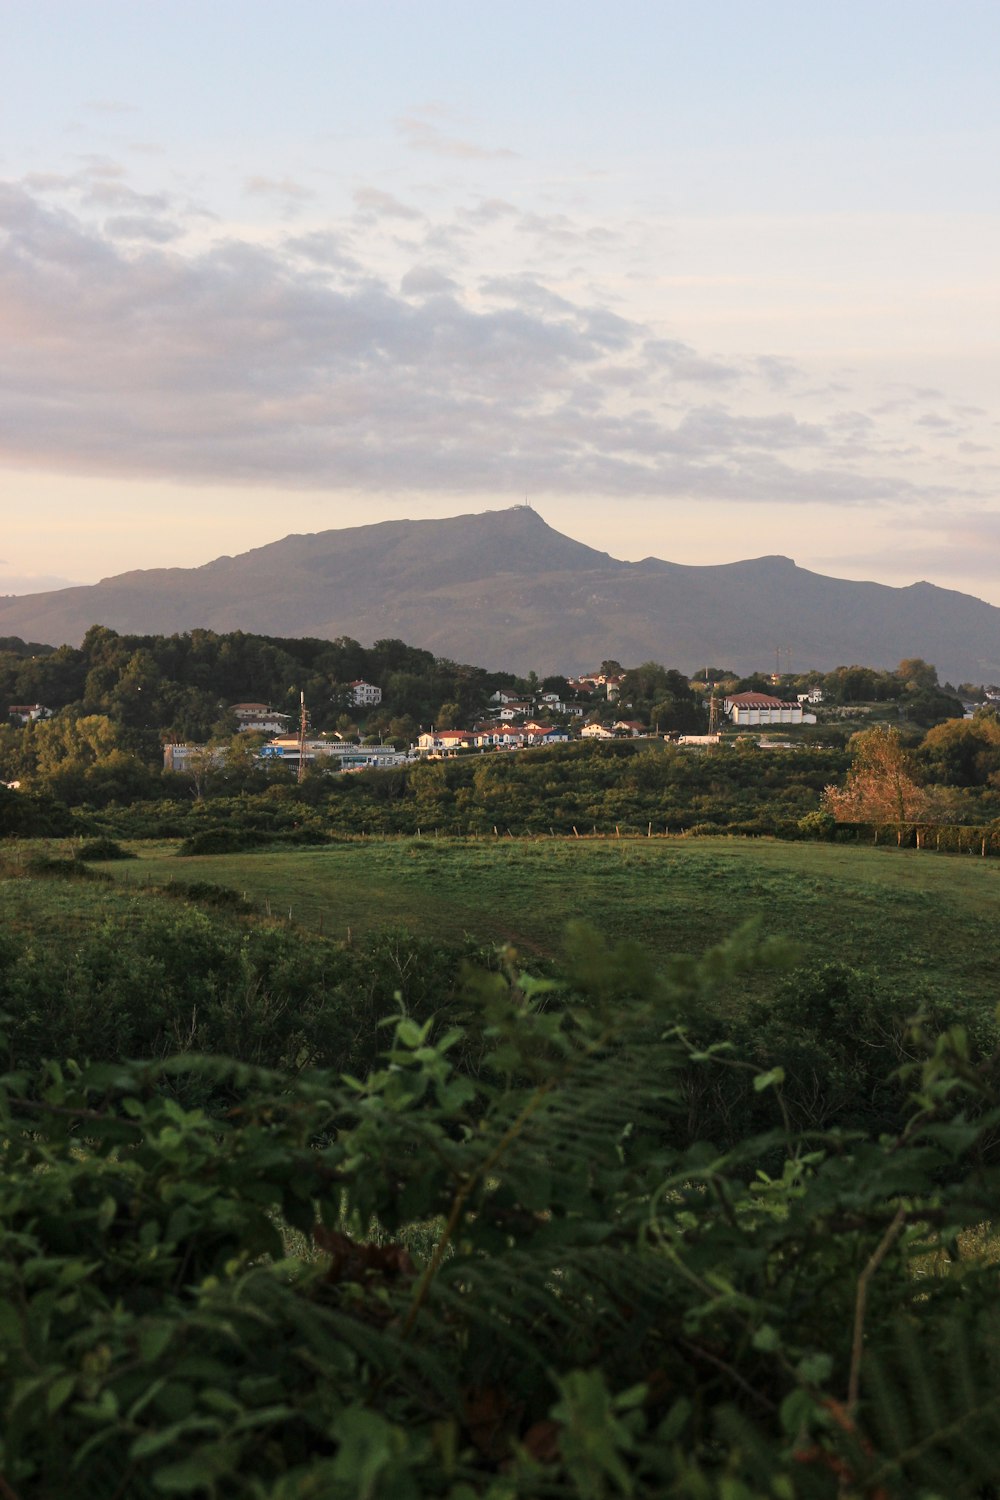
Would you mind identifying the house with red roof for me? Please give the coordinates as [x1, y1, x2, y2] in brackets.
[415, 729, 472, 755]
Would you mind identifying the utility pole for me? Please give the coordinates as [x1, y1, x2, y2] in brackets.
[297, 691, 307, 785]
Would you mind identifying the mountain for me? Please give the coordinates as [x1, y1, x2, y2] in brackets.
[2, 507, 998, 683]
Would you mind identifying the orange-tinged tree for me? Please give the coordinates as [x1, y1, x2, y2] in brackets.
[823, 724, 927, 822]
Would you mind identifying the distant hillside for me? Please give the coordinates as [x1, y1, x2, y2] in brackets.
[2, 507, 998, 682]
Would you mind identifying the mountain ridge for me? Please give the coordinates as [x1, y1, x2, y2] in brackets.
[2, 507, 997, 682]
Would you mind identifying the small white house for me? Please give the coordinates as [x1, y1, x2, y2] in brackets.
[350, 680, 382, 707]
[8, 703, 51, 724]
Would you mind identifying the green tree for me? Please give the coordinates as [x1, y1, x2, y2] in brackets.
[896, 656, 939, 692]
[435, 701, 463, 730]
[920, 712, 1000, 787]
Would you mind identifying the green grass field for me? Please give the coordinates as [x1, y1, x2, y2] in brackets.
[17, 834, 985, 1007]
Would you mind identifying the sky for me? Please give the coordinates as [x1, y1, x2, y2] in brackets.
[1, 0, 998, 602]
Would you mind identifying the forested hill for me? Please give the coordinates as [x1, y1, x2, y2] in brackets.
[0, 627, 518, 745]
[1, 507, 999, 682]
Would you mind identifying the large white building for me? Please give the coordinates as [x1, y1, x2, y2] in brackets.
[261, 737, 406, 769]
[350, 680, 382, 707]
[724, 693, 814, 727]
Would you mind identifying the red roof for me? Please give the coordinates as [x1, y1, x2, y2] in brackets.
[725, 693, 797, 709]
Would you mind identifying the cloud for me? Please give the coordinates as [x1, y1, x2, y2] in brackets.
[642, 338, 739, 385]
[480, 274, 577, 315]
[352, 186, 423, 222]
[820, 508, 1000, 586]
[104, 214, 183, 243]
[77, 155, 128, 181]
[284, 230, 360, 273]
[754, 355, 803, 391]
[463, 198, 519, 225]
[0, 179, 983, 515]
[400, 266, 459, 297]
[396, 111, 518, 161]
[244, 176, 315, 203]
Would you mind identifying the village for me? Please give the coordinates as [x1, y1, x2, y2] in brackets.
[155, 668, 825, 776]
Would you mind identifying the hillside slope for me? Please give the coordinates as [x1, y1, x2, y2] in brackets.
[2, 507, 997, 680]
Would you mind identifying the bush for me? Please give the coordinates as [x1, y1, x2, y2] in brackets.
[5, 931, 1000, 1495]
[176, 826, 260, 856]
[161, 879, 254, 912]
[797, 809, 837, 840]
[74, 837, 135, 861]
[22, 854, 112, 883]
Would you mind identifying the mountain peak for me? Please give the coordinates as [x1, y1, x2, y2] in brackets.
[0, 510, 996, 682]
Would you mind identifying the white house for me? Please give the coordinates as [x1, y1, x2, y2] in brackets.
[8, 703, 51, 723]
[578, 673, 624, 701]
[581, 723, 615, 740]
[230, 702, 291, 734]
[473, 725, 525, 749]
[350, 680, 382, 707]
[416, 730, 471, 755]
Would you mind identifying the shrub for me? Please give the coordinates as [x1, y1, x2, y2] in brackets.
[74, 837, 135, 861]
[161, 879, 254, 911]
[22, 854, 112, 883]
[797, 809, 837, 840]
[177, 826, 259, 856]
[5, 931, 1000, 1495]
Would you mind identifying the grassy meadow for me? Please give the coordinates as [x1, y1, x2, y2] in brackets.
[5, 833, 995, 1009]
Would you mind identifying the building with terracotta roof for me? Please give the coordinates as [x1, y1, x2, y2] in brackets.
[415, 729, 472, 755]
[723, 693, 811, 727]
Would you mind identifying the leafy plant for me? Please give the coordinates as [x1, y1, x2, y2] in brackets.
[4, 926, 1000, 1495]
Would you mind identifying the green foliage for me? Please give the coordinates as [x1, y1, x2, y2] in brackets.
[74, 836, 135, 861]
[796, 810, 836, 840]
[0, 876, 502, 1089]
[177, 827, 262, 856]
[4, 927, 1000, 1495]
